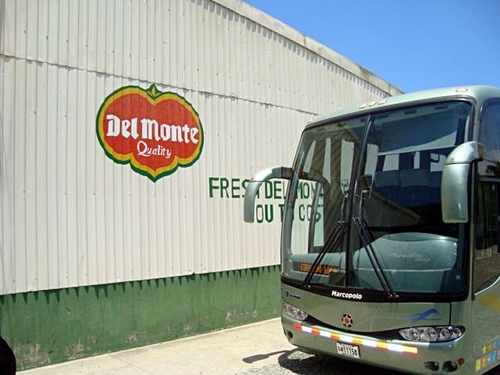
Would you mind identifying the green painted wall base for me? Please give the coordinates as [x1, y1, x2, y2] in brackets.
[0, 266, 281, 371]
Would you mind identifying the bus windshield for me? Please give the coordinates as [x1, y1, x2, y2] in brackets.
[282, 101, 472, 298]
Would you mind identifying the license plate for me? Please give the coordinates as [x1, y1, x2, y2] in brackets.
[336, 342, 360, 359]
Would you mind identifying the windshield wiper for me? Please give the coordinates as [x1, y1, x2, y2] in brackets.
[303, 221, 346, 287]
[350, 174, 398, 298]
[303, 180, 348, 287]
[353, 217, 398, 298]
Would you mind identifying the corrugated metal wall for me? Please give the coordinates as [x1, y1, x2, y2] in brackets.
[0, 0, 401, 295]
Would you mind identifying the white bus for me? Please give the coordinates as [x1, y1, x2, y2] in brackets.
[244, 86, 500, 374]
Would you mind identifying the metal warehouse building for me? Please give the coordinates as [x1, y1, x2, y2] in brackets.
[0, 0, 401, 369]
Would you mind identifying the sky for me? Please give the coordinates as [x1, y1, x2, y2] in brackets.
[243, 0, 500, 93]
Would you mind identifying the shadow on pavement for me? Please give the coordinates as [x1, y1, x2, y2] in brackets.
[276, 351, 500, 375]
[277, 350, 407, 375]
[243, 349, 295, 364]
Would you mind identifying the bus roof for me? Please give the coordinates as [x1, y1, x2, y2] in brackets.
[307, 85, 500, 128]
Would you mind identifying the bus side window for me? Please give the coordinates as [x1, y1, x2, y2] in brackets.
[478, 101, 500, 177]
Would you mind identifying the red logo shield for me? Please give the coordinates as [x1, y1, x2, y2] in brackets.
[96, 84, 204, 181]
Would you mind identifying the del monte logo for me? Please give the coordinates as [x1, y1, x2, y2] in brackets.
[96, 84, 204, 181]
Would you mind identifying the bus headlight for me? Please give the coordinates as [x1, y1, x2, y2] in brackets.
[282, 302, 308, 321]
[399, 326, 464, 342]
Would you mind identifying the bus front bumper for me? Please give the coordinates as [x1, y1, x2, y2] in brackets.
[281, 314, 471, 374]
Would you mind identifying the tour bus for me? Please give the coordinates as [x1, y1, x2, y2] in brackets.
[244, 86, 500, 374]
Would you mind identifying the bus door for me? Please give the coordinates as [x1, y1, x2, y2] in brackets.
[473, 99, 500, 373]
[474, 180, 500, 373]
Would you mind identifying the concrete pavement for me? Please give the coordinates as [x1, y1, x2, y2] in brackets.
[18, 318, 296, 375]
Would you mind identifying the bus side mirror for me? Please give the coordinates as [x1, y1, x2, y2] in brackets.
[442, 141, 483, 223]
[244, 166, 293, 223]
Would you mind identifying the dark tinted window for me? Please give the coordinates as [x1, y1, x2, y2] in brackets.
[478, 101, 500, 177]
